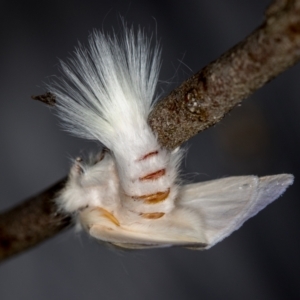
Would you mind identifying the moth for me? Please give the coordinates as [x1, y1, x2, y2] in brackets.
[51, 28, 294, 250]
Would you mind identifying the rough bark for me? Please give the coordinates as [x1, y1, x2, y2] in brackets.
[0, 179, 70, 261]
[149, 0, 300, 149]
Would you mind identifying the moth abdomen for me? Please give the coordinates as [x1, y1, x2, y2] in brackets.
[118, 145, 181, 216]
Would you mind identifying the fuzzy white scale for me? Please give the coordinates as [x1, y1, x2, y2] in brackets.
[52, 28, 294, 249]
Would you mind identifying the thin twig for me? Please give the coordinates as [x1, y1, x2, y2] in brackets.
[0, 0, 299, 262]
[31, 92, 56, 107]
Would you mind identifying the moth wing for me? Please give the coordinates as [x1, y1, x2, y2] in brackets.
[79, 207, 207, 249]
[179, 174, 294, 248]
[89, 225, 207, 250]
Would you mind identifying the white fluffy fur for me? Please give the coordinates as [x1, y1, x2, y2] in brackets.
[53, 28, 294, 249]
[52, 28, 179, 215]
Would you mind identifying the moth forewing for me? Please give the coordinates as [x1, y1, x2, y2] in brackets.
[178, 174, 294, 248]
[79, 205, 208, 249]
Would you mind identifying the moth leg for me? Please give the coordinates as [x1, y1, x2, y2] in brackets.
[90, 147, 111, 166]
[70, 157, 84, 177]
[94, 207, 120, 226]
[80, 206, 121, 231]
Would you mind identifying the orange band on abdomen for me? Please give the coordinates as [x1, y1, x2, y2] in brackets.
[132, 188, 170, 204]
[139, 150, 158, 161]
[139, 169, 166, 181]
[140, 212, 165, 219]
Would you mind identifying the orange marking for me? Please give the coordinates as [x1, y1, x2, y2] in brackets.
[139, 151, 158, 161]
[94, 207, 120, 226]
[139, 169, 166, 181]
[140, 212, 165, 219]
[132, 188, 170, 204]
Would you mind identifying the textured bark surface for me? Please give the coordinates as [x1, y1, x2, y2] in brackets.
[0, 179, 70, 261]
[0, 0, 300, 262]
[149, 0, 300, 149]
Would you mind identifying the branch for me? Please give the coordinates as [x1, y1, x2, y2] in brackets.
[0, 179, 70, 261]
[149, 0, 300, 149]
[1, 0, 299, 262]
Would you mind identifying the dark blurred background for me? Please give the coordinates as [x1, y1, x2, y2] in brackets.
[0, 0, 299, 299]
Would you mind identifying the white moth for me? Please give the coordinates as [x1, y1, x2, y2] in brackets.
[51, 28, 294, 250]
